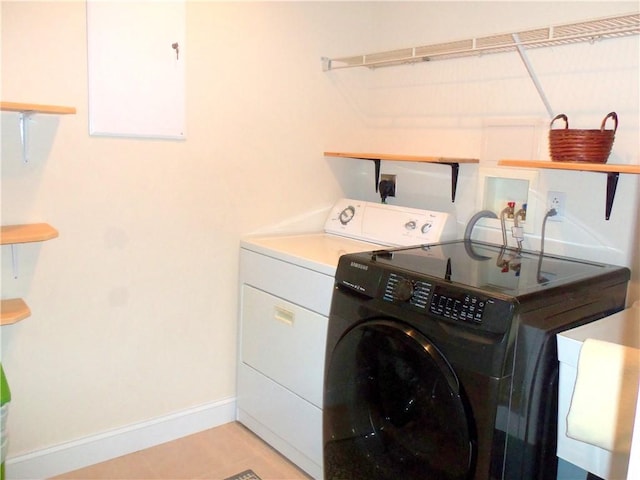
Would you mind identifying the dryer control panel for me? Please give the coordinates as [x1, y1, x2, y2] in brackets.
[324, 198, 456, 247]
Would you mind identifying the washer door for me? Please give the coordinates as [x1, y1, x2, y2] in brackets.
[324, 320, 474, 480]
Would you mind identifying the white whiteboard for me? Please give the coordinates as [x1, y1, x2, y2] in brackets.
[87, 1, 186, 140]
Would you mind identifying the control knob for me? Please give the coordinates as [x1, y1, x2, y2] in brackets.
[395, 279, 414, 302]
[405, 220, 417, 230]
[339, 206, 356, 225]
[421, 222, 433, 234]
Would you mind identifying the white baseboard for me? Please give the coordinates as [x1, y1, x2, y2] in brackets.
[5, 397, 237, 480]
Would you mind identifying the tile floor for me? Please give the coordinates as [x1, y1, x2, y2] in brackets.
[52, 422, 312, 480]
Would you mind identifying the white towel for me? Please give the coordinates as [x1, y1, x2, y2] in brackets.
[566, 338, 640, 452]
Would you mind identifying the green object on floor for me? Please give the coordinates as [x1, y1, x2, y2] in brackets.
[0, 364, 9, 406]
[1, 363, 10, 480]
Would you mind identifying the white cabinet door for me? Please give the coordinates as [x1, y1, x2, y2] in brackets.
[87, 1, 185, 139]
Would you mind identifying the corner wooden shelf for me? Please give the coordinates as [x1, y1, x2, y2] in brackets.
[1, 101, 76, 162]
[0, 101, 76, 115]
[0, 224, 58, 325]
[1, 298, 31, 326]
[498, 159, 640, 220]
[1, 223, 59, 245]
[498, 159, 640, 174]
[324, 151, 479, 202]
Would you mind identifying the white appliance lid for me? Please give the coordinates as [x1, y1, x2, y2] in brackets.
[240, 233, 382, 276]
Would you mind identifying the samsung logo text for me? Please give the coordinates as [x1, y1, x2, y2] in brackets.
[350, 262, 368, 271]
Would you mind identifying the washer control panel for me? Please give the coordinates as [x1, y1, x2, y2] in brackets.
[429, 285, 487, 324]
[383, 273, 433, 311]
[380, 272, 511, 333]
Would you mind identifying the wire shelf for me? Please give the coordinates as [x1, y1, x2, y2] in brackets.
[323, 13, 640, 70]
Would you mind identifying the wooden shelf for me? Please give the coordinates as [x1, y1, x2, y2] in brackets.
[1, 298, 31, 325]
[0, 101, 76, 115]
[325, 151, 479, 164]
[498, 159, 640, 174]
[1, 225, 58, 320]
[1, 101, 76, 162]
[1, 223, 59, 245]
[499, 159, 640, 220]
[324, 151, 479, 202]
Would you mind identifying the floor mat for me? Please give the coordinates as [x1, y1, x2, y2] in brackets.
[224, 469, 262, 480]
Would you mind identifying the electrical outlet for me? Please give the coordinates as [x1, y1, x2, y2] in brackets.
[547, 191, 566, 221]
[379, 174, 396, 202]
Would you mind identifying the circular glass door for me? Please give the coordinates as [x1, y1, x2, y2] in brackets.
[324, 320, 474, 480]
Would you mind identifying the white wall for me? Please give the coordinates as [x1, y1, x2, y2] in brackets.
[1, 0, 638, 476]
[1, 0, 372, 462]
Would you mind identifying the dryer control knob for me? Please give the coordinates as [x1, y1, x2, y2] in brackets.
[405, 220, 417, 230]
[395, 279, 414, 302]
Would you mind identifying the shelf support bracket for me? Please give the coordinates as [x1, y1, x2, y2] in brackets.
[444, 163, 460, 203]
[512, 33, 554, 118]
[10, 244, 19, 279]
[19, 112, 34, 163]
[605, 172, 619, 220]
[354, 158, 382, 192]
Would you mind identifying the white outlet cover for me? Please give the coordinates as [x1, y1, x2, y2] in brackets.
[548, 191, 566, 221]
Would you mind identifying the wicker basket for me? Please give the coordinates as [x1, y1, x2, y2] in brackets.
[549, 112, 617, 163]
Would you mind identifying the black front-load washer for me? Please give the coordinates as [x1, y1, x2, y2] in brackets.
[323, 240, 629, 480]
